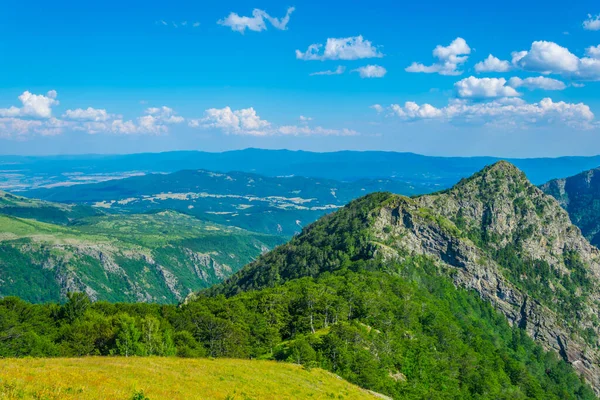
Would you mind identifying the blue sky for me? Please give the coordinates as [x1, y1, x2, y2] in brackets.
[1, 0, 600, 157]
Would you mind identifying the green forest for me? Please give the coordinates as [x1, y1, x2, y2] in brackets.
[2, 256, 594, 399]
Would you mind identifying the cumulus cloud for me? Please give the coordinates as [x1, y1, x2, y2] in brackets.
[454, 77, 520, 99]
[189, 106, 360, 136]
[587, 45, 600, 59]
[512, 41, 600, 80]
[310, 66, 345, 76]
[352, 65, 387, 78]
[0, 90, 59, 119]
[296, 36, 383, 61]
[218, 7, 294, 33]
[188, 106, 270, 135]
[474, 55, 511, 73]
[378, 97, 594, 128]
[405, 37, 471, 76]
[507, 76, 566, 91]
[63, 107, 111, 122]
[73, 106, 184, 135]
[583, 14, 600, 31]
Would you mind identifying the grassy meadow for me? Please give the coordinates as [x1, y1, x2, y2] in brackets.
[0, 357, 383, 400]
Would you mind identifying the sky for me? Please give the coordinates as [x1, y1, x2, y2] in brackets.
[1, 0, 600, 157]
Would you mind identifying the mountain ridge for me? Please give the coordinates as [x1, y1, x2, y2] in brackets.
[206, 161, 600, 392]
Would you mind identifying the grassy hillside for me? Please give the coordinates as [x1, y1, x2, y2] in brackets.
[0, 211, 283, 303]
[0, 357, 382, 400]
[0, 190, 102, 225]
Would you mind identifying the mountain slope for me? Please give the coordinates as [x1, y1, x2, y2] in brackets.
[540, 167, 600, 246]
[0, 211, 283, 303]
[207, 161, 600, 392]
[0, 190, 102, 224]
[22, 169, 423, 236]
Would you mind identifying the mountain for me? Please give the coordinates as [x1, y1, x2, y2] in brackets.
[207, 161, 600, 393]
[21, 169, 423, 236]
[0, 194, 283, 303]
[540, 167, 600, 247]
[3, 162, 598, 398]
[0, 190, 102, 224]
[3, 149, 600, 191]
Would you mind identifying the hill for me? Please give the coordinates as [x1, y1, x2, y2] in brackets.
[0, 357, 384, 400]
[540, 168, 600, 246]
[0, 210, 283, 303]
[4, 149, 600, 191]
[207, 161, 600, 393]
[21, 169, 421, 236]
[0, 190, 102, 224]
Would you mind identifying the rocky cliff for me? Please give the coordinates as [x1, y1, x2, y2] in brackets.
[209, 161, 600, 392]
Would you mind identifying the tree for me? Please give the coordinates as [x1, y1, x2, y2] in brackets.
[115, 314, 141, 357]
[62, 292, 91, 323]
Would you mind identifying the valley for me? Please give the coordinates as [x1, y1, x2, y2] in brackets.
[0, 191, 282, 303]
[2, 161, 600, 399]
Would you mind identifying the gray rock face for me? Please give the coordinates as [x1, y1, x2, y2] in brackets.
[369, 162, 600, 393]
[541, 167, 600, 247]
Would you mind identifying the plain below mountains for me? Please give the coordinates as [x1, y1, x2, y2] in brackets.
[4, 149, 600, 191]
[22, 169, 424, 236]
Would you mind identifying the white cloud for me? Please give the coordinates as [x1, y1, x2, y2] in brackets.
[277, 125, 358, 136]
[583, 14, 600, 31]
[587, 45, 600, 59]
[352, 65, 387, 78]
[474, 55, 511, 73]
[64, 107, 111, 122]
[310, 66, 345, 76]
[405, 37, 471, 76]
[73, 106, 184, 135]
[189, 106, 360, 136]
[189, 106, 270, 135]
[514, 41, 579, 74]
[296, 36, 383, 61]
[380, 97, 594, 128]
[193, 22, 200, 28]
[511, 41, 600, 80]
[218, 7, 294, 33]
[370, 104, 384, 113]
[454, 77, 520, 99]
[507, 76, 566, 91]
[0, 90, 59, 119]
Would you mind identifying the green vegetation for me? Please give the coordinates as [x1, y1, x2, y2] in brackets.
[0, 357, 380, 400]
[1, 255, 596, 399]
[541, 168, 600, 247]
[0, 210, 283, 303]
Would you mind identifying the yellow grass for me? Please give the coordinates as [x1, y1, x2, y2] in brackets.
[0, 357, 384, 400]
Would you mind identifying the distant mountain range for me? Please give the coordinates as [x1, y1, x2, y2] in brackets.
[3, 149, 600, 191]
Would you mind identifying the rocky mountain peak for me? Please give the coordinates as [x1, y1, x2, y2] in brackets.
[209, 161, 600, 392]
